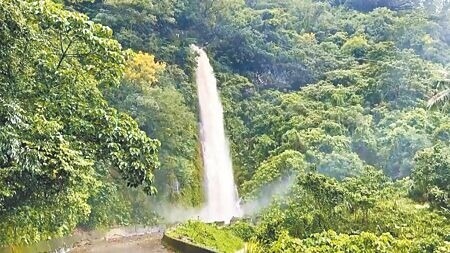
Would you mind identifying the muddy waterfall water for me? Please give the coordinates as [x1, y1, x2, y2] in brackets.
[191, 45, 241, 223]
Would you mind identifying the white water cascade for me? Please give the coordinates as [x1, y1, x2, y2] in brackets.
[191, 45, 241, 223]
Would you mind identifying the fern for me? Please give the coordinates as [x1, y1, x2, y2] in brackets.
[428, 89, 450, 109]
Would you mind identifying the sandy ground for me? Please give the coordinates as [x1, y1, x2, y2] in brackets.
[70, 233, 173, 253]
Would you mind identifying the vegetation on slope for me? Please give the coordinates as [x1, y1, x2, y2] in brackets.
[166, 221, 244, 253]
[1, 0, 449, 250]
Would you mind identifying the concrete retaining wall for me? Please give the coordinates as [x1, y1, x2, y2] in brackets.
[162, 233, 217, 253]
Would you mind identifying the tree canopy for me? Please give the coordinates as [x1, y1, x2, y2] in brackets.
[1, 0, 449, 250]
[0, 0, 159, 244]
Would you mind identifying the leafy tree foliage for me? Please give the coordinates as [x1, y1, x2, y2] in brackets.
[411, 144, 450, 215]
[0, 0, 159, 244]
[2, 0, 450, 249]
[264, 230, 450, 253]
[105, 52, 202, 206]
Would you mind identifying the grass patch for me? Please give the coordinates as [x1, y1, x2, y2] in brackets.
[167, 220, 244, 252]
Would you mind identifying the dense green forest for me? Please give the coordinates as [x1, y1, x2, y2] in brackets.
[1, 0, 450, 251]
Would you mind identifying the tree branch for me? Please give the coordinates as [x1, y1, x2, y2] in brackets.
[56, 37, 75, 69]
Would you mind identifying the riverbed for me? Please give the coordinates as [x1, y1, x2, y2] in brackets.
[0, 226, 173, 253]
[70, 233, 172, 253]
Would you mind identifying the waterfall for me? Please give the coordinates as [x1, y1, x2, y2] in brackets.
[191, 45, 241, 223]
